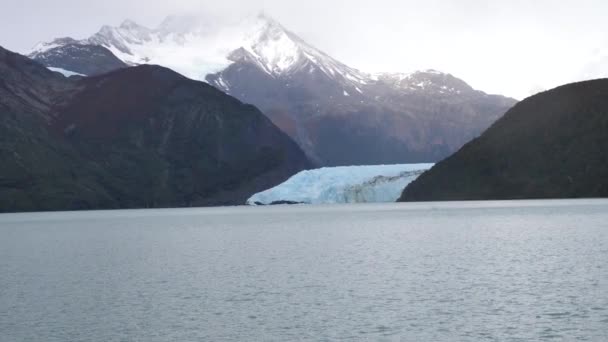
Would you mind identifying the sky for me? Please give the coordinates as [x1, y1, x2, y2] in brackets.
[1, 0, 607, 99]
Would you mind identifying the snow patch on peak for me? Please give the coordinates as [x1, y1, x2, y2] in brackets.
[376, 69, 473, 94]
[247, 19, 302, 74]
[48, 67, 85, 77]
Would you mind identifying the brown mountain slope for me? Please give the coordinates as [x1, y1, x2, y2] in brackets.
[0, 46, 311, 212]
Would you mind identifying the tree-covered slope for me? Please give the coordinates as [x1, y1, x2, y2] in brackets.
[0, 46, 311, 212]
[399, 79, 608, 201]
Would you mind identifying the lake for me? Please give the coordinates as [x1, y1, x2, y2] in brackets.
[1, 200, 607, 341]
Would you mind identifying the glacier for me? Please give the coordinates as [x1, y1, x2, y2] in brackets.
[247, 164, 433, 205]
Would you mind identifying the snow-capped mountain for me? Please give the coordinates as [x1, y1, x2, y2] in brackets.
[31, 13, 366, 83]
[30, 13, 517, 165]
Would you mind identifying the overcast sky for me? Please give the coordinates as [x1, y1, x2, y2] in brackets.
[1, 0, 607, 99]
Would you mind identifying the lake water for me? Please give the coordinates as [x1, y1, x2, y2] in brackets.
[1, 200, 607, 341]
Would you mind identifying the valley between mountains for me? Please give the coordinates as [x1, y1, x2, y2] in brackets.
[5, 12, 605, 212]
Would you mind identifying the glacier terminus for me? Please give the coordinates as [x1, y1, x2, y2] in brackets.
[247, 164, 433, 205]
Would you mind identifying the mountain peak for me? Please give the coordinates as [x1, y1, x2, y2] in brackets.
[29, 12, 491, 98]
[30, 37, 80, 56]
[376, 69, 474, 95]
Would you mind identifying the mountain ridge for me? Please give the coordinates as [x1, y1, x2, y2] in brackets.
[29, 13, 517, 165]
[399, 78, 608, 201]
[1, 45, 312, 212]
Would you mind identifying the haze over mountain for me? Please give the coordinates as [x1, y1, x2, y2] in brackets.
[4, 0, 608, 100]
[581, 45, 608, 81]
[399, 79, 608, 201]
[30, 14, 516, 166]
[0, 46, 311, 212]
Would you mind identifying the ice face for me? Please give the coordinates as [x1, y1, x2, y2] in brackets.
[247, 164, 433, 205]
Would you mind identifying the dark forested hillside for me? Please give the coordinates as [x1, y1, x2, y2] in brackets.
[399, 79, 608, 201]
[0, 46, 311, 212]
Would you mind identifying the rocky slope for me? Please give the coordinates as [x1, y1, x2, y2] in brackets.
[0, 46, 311, 212]
[30, 39, 128, 75]
[30, 14, 517, 165]
[399, 79, 608, 201]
